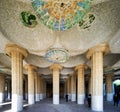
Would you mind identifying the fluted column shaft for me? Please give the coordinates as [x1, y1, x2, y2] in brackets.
[50, 64, 62, 104]
[64, 80, 67, 98]
[26, 65, 37, 105]
[24, 77, 28, 100]
[41, 78, 44, 100]
[39, 76, 43, 100]
[106, 75, 113, 101]
[41, 78, 44, 99]
[43, 80, 46, 98]
[0, 74, 5, 104]
[71, 74, 76, 101]
[88, 76, 92, 94]
[53, 69, 59, 104]
[68, 76, 71, 100]
[12, 51, 23, 111]
[28, 69, 35, 104]
[67, 78, 70, 95]
[66, 77, 71, 100]
[7, 80, 11, 100]
[75, 65, 86, 104]
[37, 76, 40, 100]
[35, 72, 40, 102]
[92, 52, 103, 111]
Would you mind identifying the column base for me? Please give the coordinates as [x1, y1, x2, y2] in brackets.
[0, 93, 4, 103]
[7, 93, 11, 100]
[28, 94, 35, 105]
[43, 93, 46, 98]
[68, 93, 71, 101]
[40, 94, 43, 100]
[25, 93, 28, 100]
[71, 94, 76, 101]
[12, 94, 23, 112]
[92, 95, 103, 111]
[107, 93, 113, 101]
[64, 94, 66, 98]
[53, 94, 59, 104]
[35, 94, 40, 102]
[77, 94, 85, 104]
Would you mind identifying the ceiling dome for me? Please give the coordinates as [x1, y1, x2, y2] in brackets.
[31, 0, 92, 31]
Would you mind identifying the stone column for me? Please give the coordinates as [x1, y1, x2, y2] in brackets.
[64, 80, 67, 98]
[71, 74, 76, 101]
[37, 76, 41, 100]
[0, 74, 5, 104]
[66, 78, 68, 94]
[38, 75, 41, 100]
[5, 44, 28, 112]
[106, 75, 113, 101]
[25, 64, 37, 105]
[35, 72, 40, 102]
[68, 76, 71, 101]
[86, 43, 109, 111]
[42, 79, 44, 99]
[88, 75, 92, 94]
[39, 76, 43, 100]
[66, 77, 71, 100]
[50, 64, 62, 104]
[40, 77, 44, 100]
[24, 76, 28, 100]
[7, 79, 11, 100]
[43, 80, 46, 98]
[45, 81, 47, 98]
[75, 64, 87, 104]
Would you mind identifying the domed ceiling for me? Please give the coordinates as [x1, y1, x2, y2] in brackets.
[0, 0, 120, 81]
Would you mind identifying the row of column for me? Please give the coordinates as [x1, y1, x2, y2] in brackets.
[3, 43, 112, 112]
[64, 65, 87, 104]
[0, 74, 46, 103]
[25, 65, 46, 105]
[5, 44, 46, 111]
[63, 43, 111, 112]
[65, 74, 76, 101]
[0, 71, 113, 106]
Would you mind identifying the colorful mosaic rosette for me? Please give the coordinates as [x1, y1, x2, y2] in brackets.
[31, 0, 92, 31]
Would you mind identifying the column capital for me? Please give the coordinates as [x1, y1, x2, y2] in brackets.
[50, 64, 62, 71]
[86, 43, 110, 59]
[23, 75, 27, 80]
[75, 64, 87, 71]
[34, 72, 38, 79]
[25, 64, 38, 71]
[0, 74, 5, 79]
[39, 74, 42, 77]
[88, 74, 91, 78]
[70, 73, 76, 76]
[5, 44, 28, 58]
[65, 77, 68, 81]
[105, 74, 114, 78]
[0, 73, 5, 76]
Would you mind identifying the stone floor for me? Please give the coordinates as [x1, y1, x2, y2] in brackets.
[0, 98, 120, 112]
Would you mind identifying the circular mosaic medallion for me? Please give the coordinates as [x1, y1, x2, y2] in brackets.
[45, 48, 69, 63]
[31, 0, 92, 31]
